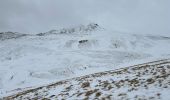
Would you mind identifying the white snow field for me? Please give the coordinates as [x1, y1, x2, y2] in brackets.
[0, 23, 170, 98]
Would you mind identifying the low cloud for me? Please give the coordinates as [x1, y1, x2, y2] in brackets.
[0, 0, 170, 34]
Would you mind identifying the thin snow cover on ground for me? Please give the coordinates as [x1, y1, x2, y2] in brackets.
[0, 23, 170, 97]
[4, 59, 170, 100]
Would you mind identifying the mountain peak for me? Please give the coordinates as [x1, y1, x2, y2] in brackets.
[37, 23, 100, 36]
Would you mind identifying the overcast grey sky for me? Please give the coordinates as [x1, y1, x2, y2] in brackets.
[0, 0, 170, 34]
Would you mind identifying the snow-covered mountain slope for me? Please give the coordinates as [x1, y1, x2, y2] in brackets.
[4, 59, 170, 100]
[0, 23, 170, 97]
[0, 32, 27, 41]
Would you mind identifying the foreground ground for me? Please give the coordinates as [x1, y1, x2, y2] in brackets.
[3, 59, 170, 100]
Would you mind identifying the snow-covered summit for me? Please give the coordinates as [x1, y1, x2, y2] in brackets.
[0, 23, 100, 41]
[36, 23, 100, 36]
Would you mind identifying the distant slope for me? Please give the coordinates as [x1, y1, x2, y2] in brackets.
[0, 32, 27, 40]
[4, 59, 170, 100]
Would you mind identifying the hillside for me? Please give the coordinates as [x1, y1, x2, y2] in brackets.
[4, 59, 170, 100]
[0, 24, 170, 98]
